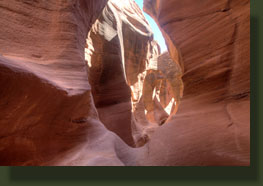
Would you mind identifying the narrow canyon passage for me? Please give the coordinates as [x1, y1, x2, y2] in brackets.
[0, 0, 250, 166]
[85, 0, 183, 147]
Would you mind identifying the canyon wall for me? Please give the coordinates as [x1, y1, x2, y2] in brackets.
[143, 0, 250, 165]
[85, 0, 183, 147]
[0, 0, 180, 165]
[0, 0, 136, 166]
[0, 0, 250, 166]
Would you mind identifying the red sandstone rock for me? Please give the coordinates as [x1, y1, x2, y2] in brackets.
[0, 0, 250, 166]
[0, 0, 134, 166]
[85, 0, 183, 147]
[143, 0, 250, 165]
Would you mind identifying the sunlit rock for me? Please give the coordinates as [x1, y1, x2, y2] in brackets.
[85, 0, 183, 147]
[0, 0, 250, 166]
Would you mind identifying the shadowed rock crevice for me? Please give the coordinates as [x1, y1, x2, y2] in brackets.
[0, 0, 249, 166]
[85, 0, 183, 147]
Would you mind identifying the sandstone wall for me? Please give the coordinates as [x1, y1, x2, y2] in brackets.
[0, 0, 137, 166]
[143, 0, 250, 165]
[0, 0, 250, 166]
[85, 0, 183, 147]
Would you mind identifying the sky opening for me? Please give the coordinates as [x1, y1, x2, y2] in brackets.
[134, 0, 167, 53]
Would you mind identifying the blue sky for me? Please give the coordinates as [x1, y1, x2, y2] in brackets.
[134, 0, 167, 53]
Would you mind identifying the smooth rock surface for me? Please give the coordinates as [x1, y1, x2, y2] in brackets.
[0, 0, 137, 166]
[85, 0, 183, 147]
[143, 0, 250, 165]
[0, 0, 250, 166]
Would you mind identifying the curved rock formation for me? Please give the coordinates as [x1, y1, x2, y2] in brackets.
[143, 0, 250, 165]
[0, 0, 181, 165]
[0, 0, 249, 166]
[85, 0, 183, 147]
[0, 0, 135, 166]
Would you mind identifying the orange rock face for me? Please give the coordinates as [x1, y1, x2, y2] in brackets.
[85, 0, 183, 147]
[0, 0, 134, 166]
[0, 0, 250, 166]
[143, 0, 250, 165]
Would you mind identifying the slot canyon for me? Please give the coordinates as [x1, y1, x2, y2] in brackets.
[0, 0, 250, 166]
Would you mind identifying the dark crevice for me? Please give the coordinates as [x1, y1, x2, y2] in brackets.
[70, 117, 88, 124]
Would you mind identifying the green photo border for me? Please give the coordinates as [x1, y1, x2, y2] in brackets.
[0, 0, 262, 185]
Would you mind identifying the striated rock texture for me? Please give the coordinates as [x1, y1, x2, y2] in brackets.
[85, 0, 183, 147]
[143, 0, 250, 165]
[0, 0, 138, 166]
[0, 0, 249, 166]
[0, 0, 181, 165]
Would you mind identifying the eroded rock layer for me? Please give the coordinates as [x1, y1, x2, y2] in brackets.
[0, 0, 181, 165]
[0, 0, 138, 166]
[0, 0, 250, 166]
[85, 0, 183, 147]
[143, 0, 250, 165]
